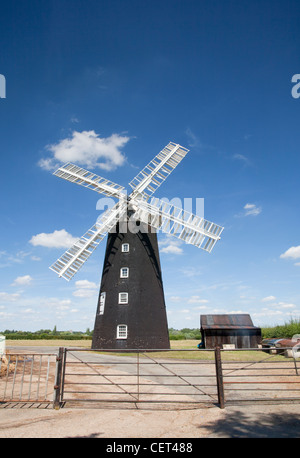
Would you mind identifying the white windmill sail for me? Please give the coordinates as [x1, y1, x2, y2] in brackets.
[134, 197, 224, 252]
[50, 141, 223, 281]
[54, 163, 126, 199]
[50, 201, 127, 280]
[129, 142, 189, 199]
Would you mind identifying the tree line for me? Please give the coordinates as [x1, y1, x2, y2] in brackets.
[1, 327, 201, 340]
[1, 319, 299, 340]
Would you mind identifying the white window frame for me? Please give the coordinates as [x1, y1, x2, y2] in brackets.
[117, 324, 128, 339]
[98, 292, 106, 315]
[118, 292, 128, 304]
[120, 267, 129, 278]
[122, 243, 129, 253]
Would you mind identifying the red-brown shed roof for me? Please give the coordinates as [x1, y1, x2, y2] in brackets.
[200, 314, 259, 330]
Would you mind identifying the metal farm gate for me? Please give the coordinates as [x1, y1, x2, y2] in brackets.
[1, 347, 300, 409]
[58, 348, 219, 408]
[0, 351, 58, 407]
[57, 347, 300, 409]
[221, 348, 300, 405]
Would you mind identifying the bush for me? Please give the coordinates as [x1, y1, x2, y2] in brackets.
[168, 328, 201, 340]
[261, 318, 300, 339]
[1, 331, 92, 340]
[169, 333, 186, 340]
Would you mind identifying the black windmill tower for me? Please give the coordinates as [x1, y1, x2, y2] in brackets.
[50, 142, 223, 349]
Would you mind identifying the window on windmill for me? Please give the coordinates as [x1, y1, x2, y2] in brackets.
[120, 267, 129, 278]
[122, 243, 129, 253]
[117, 324, 128, 339]
[118, 292, 128, 304]
[98, 292, 106, 315]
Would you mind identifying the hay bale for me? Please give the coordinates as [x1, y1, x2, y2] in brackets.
[0, 352, 16, 377]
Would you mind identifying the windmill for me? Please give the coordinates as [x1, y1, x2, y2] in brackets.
[50, 142, 224, 349]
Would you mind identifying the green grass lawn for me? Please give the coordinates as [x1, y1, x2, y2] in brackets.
[6, 339, 285, 361]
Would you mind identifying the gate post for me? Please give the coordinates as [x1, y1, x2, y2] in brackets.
[53, 347, 64, 409]
[215, 346, 225, 409]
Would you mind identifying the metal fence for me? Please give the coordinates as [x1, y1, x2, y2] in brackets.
[58, 348, 218, 408]
[1, 346, 300, 409]
[0, 352, 57, 406]
[220, 348, 300, 406]
[56, 347, 300, 409]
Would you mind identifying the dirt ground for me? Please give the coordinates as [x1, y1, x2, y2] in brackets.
[0, 402, 300, 438]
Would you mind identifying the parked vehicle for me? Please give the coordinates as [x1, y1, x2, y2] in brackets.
[275, 336, 300, 358]
[262, 336, 300, 356]
[262, 338, 284, 354]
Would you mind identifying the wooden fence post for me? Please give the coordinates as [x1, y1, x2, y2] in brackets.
[215, 346, 225, 409]
[53, 347, 64, 409]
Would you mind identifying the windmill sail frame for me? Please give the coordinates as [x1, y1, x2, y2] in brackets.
[50, 142, 223, 280]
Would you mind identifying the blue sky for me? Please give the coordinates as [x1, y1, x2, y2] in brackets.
[0, 0, 300, 332]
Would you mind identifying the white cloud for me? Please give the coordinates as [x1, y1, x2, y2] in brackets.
[234, 203, 262, 218]
[168, 295, 209, 312]
[0, 250, 34, 267]
[253, 310, 284, 318]
[159, 237, 183, 255]
[75, 280, 97, 289]
[56, 304, 71, 311]
[73, 290, 97, 298]
[185, 128, 203, 148]
[179, 267, 202, 278]
[233, 154, 251, 166]
[192, 305, 209, 311]
[261, 295, 276, 302]
[29, 229, 78, 249]
[11, 275, 33, 286]
[258, 301, 297, 319]
[280, 245, 300, 260]
[31, 256, 41, 261]
[259, 297, 298, 311]
[161, 244, 183, 255]
[187, 295, 209, 304]
[38, 130, 130, 171]
[277, 302, 296, 309]
[243, 203, 262, 216]
[0, 292, 20, 302]
[73, 279, 98, 298]
[0, 311, 15, 319]
[46, 298, 71, 307]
